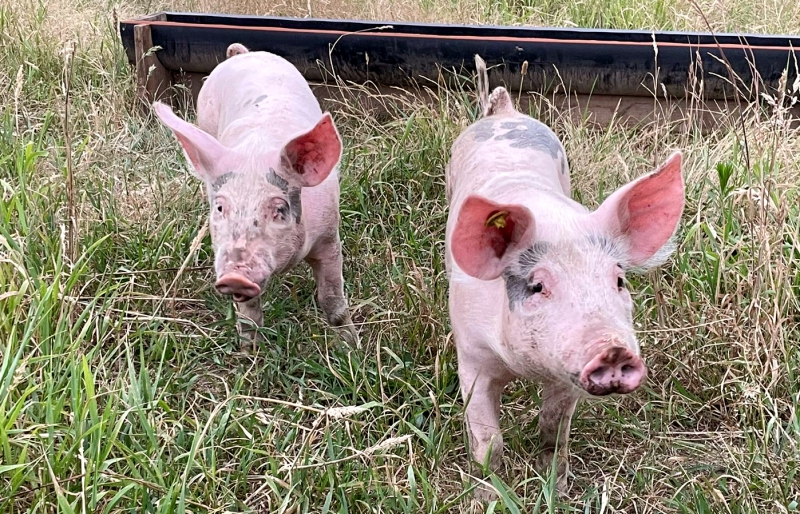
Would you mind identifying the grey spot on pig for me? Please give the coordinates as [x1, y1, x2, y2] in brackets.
[471, 119, 495, 142]
[289, 187, 302, 223]
[253, 94, 268, 106]
[266, 167, 290, 193]
[561, 157, 568, 176]
[211, 172, 234, 192]
[495, 119, 562, 157]
[504, 272, 531, 311]
[265, 169, 300, 222]
[519, 241, 551, 268]
[504, 241, 551, 310]
[585, 235, 626, 265]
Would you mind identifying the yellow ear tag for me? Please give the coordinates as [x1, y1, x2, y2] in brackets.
[485, 210, 509, 229]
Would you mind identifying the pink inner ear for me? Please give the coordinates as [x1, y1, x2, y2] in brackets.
[282, 113, 342, 187]
[152, 101, 228, 181]
[451, 196, 534, 280]
[599, 151, 685, 265]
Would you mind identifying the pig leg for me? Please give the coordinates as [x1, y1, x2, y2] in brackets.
[306, 237, 359, 347]
[536, 382, 580, 493]
[458, 351, 512, 501]
[236, 296, 264, 350]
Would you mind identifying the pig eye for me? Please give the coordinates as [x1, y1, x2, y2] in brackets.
[213, 196, 229, 217]
[528, 282, 544, 294]
[269, 198, 290, 222]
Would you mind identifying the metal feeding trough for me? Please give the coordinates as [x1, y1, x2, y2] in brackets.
[119, 12, 800, 126]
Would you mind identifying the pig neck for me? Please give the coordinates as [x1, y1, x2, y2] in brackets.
[217, 115, 313, 154]
[475, 170, 589, 237]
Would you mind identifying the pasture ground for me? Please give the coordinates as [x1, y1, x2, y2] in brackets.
[1, 0, 799, 512]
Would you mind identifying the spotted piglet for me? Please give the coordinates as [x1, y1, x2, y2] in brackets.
[445, 56, 685, 497]
[153, 43, 358, 346]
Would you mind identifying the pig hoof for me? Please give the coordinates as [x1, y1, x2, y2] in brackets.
[471, 481, 498, 502]
[236, 321, 265, 353]
[238, 331, 263, 353]
[239, 338, 254, 354]
[556, 474, 569, 495]
[334, 323, 360, 348]
[325, 308, 360, 347]
[536, 450, 570, 494]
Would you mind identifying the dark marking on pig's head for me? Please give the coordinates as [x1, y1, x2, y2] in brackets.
[504, 273, 532, 311]
[265, 169, 301, 222]
[266, 167, 290, 193]
[288, 187, 302, 223]
[585, 234, 625, 267]
[211, 172, 234, 192]
[494, 118, 562, 157]
[253, 94, 268, 106]
[471, 119, 496, 142]
[519, 241, 551, 268]
[504, 241, 551, 310]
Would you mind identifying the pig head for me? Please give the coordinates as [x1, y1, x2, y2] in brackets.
[445, 56, 685, 498]
[153, 44, 358, 346]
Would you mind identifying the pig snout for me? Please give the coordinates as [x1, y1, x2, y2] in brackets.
[579, 346, 646, 396]
[215, 272, 262, 302]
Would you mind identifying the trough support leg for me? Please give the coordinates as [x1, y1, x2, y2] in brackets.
[134, 23, 173, 113]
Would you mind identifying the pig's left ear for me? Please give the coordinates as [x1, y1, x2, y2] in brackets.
[280, 113, 342, 187]
[451, 195, 535, 280]
[153, 101, 229, 181]
[593, 151, 685, 267]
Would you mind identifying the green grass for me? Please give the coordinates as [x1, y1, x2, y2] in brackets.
[1, 0, 799, 512]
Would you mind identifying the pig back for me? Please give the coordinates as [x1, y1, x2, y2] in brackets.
[446, 113, 571, 227]
[198, 52, 324, 144]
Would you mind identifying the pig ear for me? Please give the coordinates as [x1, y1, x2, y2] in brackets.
[152, 101, 229, 181]
[593, 151, 685, 267]
[280, 113, 342, 187]
[451, 195, 535, 280]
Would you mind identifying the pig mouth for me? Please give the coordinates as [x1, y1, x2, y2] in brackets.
[215, 272, 262, 302]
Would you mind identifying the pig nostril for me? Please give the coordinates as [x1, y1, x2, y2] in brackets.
[621, 364, 634, 374]
[589, 366, 608, 382]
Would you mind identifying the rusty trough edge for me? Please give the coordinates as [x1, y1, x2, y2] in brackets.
[124, 11, 800, 129]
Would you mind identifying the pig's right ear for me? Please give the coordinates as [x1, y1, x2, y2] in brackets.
[279, 113, 342, 188]
[152, 101, 228, 181]
[593, 151, 685, 267]
[451, 195, 535, 280]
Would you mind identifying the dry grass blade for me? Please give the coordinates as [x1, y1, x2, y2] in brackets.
[62, 40, 77, 264]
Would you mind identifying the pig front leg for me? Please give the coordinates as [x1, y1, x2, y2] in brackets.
[306, 236, 359, 347]
[457, 351, 512, 501]
[536, 382, 580, 493]
[236, 296, 264, 349]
